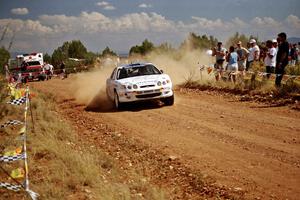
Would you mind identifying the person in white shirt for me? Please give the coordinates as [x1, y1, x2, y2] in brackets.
[264, 40, 277, 79]
[212, 42, 227, 81]
[44, 62, 54, 80]
[246, 39, 260, 71]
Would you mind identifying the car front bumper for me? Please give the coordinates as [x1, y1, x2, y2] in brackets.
[118, 87, 173, 103]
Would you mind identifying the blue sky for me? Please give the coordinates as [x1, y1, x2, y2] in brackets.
[0, 0, 299, 53]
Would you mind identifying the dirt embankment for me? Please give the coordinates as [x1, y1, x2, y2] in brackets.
[32, 77, 300, 200]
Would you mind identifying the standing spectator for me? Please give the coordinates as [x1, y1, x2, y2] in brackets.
[212, 42, 227, 81]
[236, 41, 249, 75]
[290, 44, 298, 66]
[226, 46, 238, 83]
[275, 32, 289, 87]
[44, 62, 51, 80]
[49, 63, 54, 78]
[246, 39, 260, 71]
[4, 63, 10, 82]
[264, 40, 277, 79]
[60, 61, 66, 79]
[273, 39, 278, 51]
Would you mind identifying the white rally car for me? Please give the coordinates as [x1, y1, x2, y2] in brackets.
[106, 63, 174, 109]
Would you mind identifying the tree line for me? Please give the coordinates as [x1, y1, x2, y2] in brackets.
[1, 32, 259, 72]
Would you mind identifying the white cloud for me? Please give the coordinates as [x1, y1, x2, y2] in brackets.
[1, 12, 300, 53]
[11, 8, 29, 15]
[96, 1, 116, 10]
[286, 15, 300, 29]
[251, 17, 281, 28]
[96, 1, 109, 6]
[103, 5, 116, 10]
[139, 3, 153, 8]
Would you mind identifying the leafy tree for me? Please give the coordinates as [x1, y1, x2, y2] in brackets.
[101, 46, 117, 57]
[0, 47, 10, 73]
[129, 39, 154, 55]
[51, 40, 90, 67]
[226, 32, 249, 47]
[43, 53, 51, 63]
[68, 40, 87, 59]
[180, 33, 218, 50]
[84, 51, 97, 65]
[129, 45, 140, 55]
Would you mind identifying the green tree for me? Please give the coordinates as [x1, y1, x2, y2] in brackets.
[43, 53, 51, 63]
[180, 33, 218, 50]
[51, 40, 90, 67]
[84, 51, 97, 65]
[129, 45, 141, 55]
[226, 32, 249, 47]
[0, 47, 10, 73]
[101, 46, 117, 57]
[129, 39, 154, 55]
[68, 40, 87, 59]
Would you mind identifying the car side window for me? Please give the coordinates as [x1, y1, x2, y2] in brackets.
[117, 68, 128, 79]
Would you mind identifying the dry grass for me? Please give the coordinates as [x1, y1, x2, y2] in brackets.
[178, 65, 300, 104]
[0, 77, 166, 200]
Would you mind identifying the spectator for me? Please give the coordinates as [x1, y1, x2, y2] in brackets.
[226, 46, 238, 83]
[290, 44, 298, 66]
[44, 62, 50, 79]
[49, 63, 54, 77]
[212, 42, 227, 81]
[272, 39, 278, 51]
[4, 63, 10, 82]
[264, 40, 277, 79]
[259, 42, 267, 62]
[60, 61, 66, 79]
[246, 39, 260, 71]
[44, 62, 54, 80]
[236, 41, 249, 75]
[275, 32, 289, 87]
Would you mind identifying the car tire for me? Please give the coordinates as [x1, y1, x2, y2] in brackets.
[114, 91, 124, 110]
[162, 95, 174, 106]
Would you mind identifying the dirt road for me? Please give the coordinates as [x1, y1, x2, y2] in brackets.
[32, 78, 300, 200]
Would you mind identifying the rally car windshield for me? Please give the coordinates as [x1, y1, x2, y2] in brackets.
[118, 65, 161, 79]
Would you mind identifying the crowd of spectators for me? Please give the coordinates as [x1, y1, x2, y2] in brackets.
[212, 32, 299, 87]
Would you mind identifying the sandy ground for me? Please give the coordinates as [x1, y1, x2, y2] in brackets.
[31, 78, 300, 200]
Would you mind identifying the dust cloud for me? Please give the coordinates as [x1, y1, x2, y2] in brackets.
[146, 50, 214, 85]
[69, 50, 214, 111]
[70, 66, 115, 111]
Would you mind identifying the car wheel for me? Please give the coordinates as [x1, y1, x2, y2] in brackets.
[114, 91, 123, 110]
[162, 95, 174, 106]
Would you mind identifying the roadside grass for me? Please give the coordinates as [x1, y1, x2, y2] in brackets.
[0, 77, 166, 200]
[179, 62, 300, 103]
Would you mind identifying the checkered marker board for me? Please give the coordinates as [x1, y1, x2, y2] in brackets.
[0, 120, 24, 128]
[0, 182, 22, 192]
[7, 96, 26, 105]
[0, 153, 25, 163]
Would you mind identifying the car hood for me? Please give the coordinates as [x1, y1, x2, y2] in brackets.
[118, 74, 171, 85]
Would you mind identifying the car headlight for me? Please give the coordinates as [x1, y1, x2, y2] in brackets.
[133, 84, 138, 89]
[127, 85, 132, 89]
[157, 81, 162, 86]
[162, 81, 166, 85]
